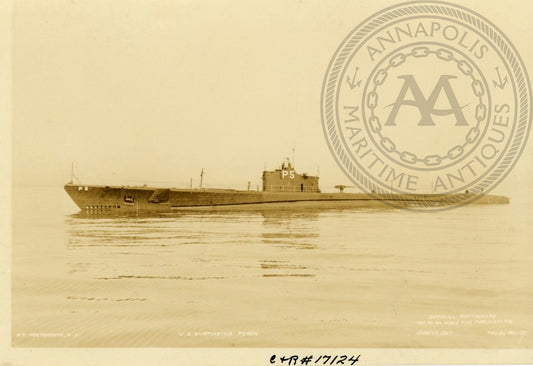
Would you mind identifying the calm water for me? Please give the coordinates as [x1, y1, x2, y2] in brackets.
[11, 185, 533, 347]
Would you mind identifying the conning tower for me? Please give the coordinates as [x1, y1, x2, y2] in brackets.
[262, 158, 320, 192]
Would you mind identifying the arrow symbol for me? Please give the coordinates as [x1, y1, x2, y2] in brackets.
[493, 66, 508, 89]
[346, 66, 362, 89]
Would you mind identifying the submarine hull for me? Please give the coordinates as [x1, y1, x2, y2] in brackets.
[64, 184, 509, 213]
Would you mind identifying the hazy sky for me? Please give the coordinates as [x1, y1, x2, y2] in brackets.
[11, 0, 533, 197]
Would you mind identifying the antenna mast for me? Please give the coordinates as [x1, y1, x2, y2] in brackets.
[292, 147, 295, 169]
[70, 162, 74, 184]
[69, 162, 80, 184]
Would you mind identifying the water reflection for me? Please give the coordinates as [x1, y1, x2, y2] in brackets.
[65, 208, 327, 281]
[259, 260, 316, 278]
[260, 211, 319, 250]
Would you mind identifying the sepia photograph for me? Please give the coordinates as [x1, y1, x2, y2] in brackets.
[2, 0, 533, 365]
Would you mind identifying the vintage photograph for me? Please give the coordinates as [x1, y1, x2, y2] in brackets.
[3, 0, 533, 365]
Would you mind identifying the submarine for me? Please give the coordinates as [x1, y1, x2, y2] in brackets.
[64, 158, 509, 212]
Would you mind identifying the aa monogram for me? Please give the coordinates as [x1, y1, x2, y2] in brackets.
[321, 1, 531, 210]
[385, 75, 468, 127]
